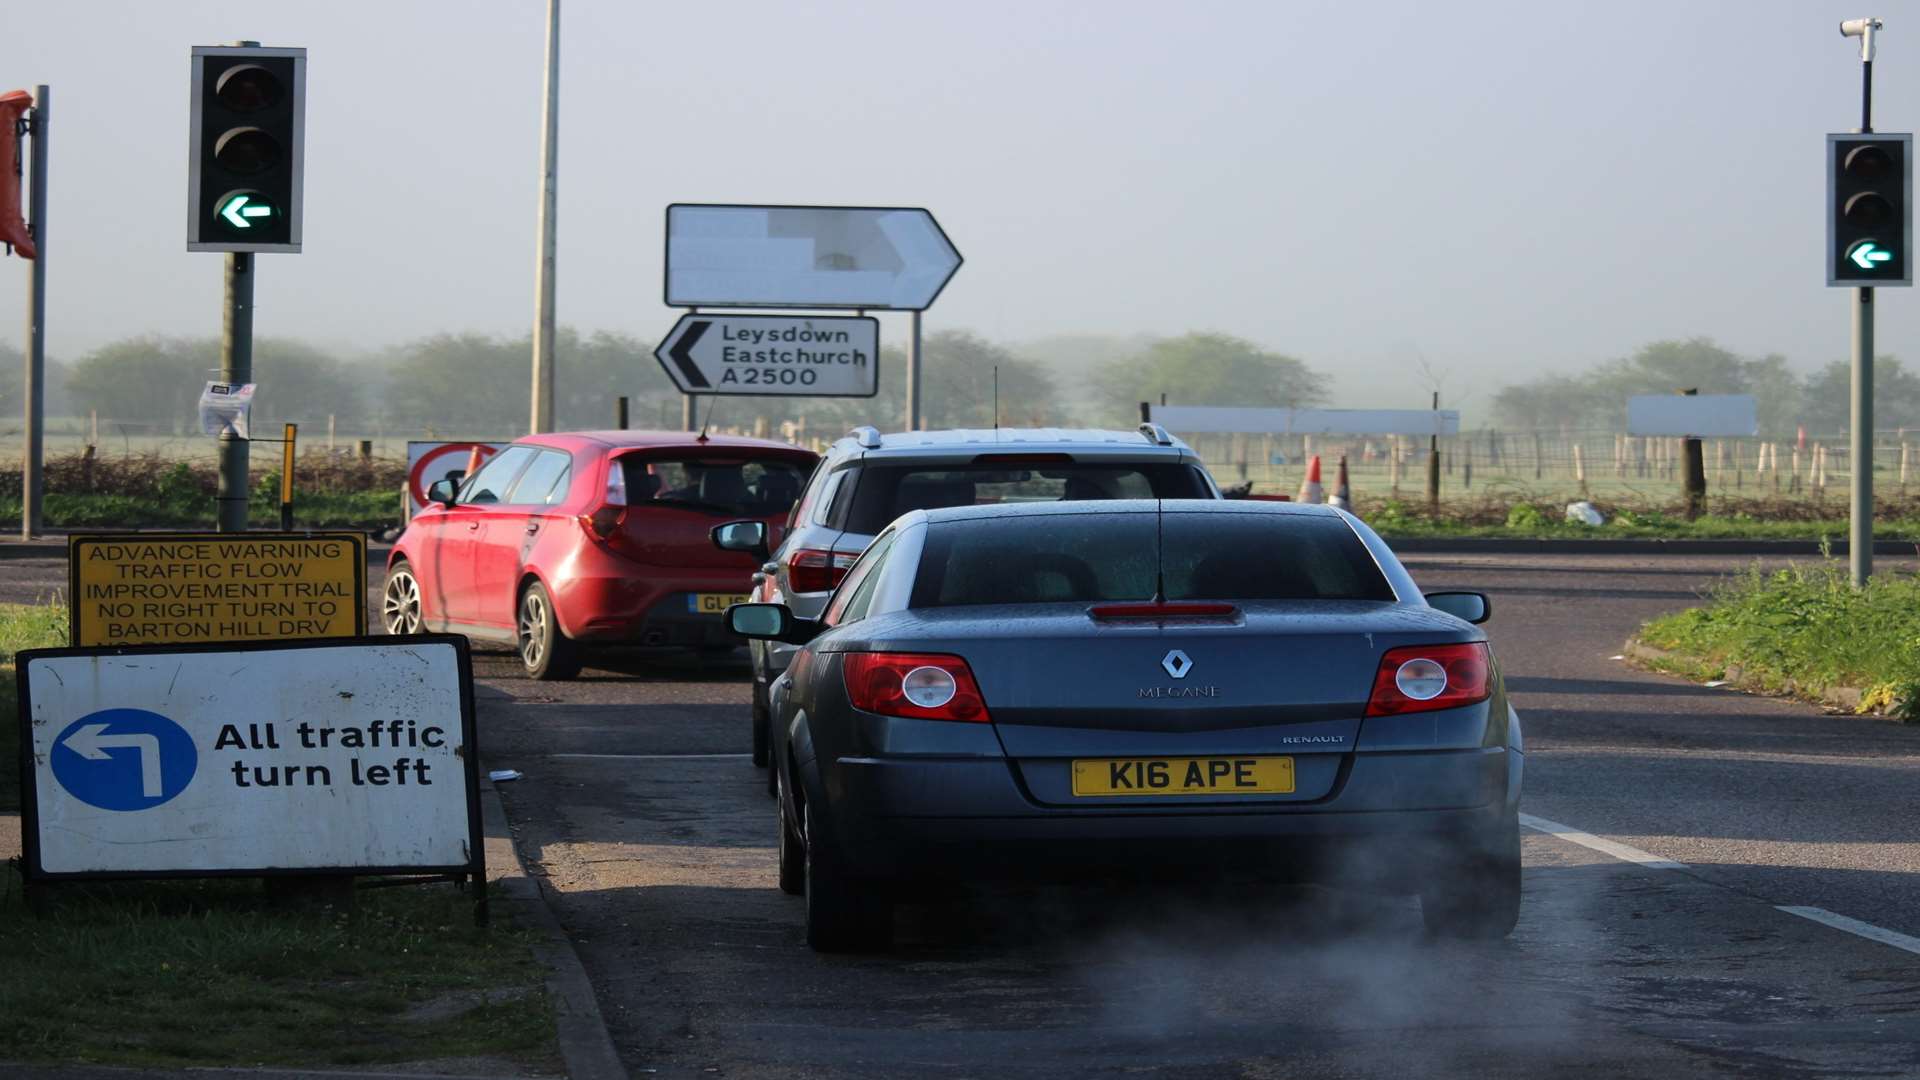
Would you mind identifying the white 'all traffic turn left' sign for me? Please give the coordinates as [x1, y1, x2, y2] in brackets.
[653, 314, 879, 397]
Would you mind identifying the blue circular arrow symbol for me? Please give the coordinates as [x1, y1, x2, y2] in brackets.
[50, 708, 198, 811]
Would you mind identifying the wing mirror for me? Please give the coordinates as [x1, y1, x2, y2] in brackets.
[724, 602, 819, 644]
[1424, 591, 1491, 624]
[426, 478, 459, 507]
[712, 519, 771, 562]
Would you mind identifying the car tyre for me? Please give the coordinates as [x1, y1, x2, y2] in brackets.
[750, 679, 771, 768]
[518, 580, 583, 681]
[776, 770, 805, 897]
[1420, 814, 1522, 940]
[381, 561, 424, 635]
[804, 801, 891, 952]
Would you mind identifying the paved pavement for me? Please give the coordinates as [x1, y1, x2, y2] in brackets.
[15, 550, 1920, 1076]
[466, 551, 1920, 1078]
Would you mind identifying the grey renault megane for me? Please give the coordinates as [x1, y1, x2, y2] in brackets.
[721, 499, 1522, 952]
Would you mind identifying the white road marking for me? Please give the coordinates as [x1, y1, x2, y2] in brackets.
[1776, 906, 1920, 957]
[1518, 813, 1688, 870]
[549, 752, 752, 760]
[1523, 813, 1920, 960]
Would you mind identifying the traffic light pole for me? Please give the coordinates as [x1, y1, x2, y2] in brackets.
[1850, 25, 1879, 587]
[216, 252, 254, 533]
[20, 85, 47, 541]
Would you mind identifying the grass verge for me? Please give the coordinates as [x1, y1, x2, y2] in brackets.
[0, 491, 398, 531]
[1636, 560, 1920, 719]
[0, 872, 557, 1069]
[0, 602, 70, 811]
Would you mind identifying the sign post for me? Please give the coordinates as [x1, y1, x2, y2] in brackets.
[18, 636, 486, 922]
[653, 314, 879, 397]
[663, 204, 962, 427]
[9, 86, 47, 539]
[68, 531, 367, 647]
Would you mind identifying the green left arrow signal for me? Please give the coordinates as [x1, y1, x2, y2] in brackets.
[218, 193, 275, 229]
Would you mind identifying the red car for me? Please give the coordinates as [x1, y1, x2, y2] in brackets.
[382, 430, 818, 679]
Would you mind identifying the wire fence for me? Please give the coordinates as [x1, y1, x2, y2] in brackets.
[1185, 429, 1920, 504]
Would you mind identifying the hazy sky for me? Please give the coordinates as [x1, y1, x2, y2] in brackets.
[1, 0, 1914, 412]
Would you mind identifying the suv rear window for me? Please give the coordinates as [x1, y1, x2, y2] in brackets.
[910, 512, 1394, 608]
[614, 455, 810, 517]
[843, 463, 1210, 535]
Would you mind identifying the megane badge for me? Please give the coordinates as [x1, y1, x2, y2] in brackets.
[1161, 650, 1192, 679]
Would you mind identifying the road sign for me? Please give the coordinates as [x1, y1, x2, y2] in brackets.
[68, 531, 367, 646]
[19, 636, 482, 884]
[1626, 394, 1758, 437]
[188, 46, 305, 253]
[407, 441, 505, 515]
[665, 204, 962, 310]
[1152, 405, 1462, 437]
[653, 314, 879, 397]
[1828, 132, 1911, 286]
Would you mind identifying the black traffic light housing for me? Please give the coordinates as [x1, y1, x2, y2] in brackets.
[188, 46, 305, 253]
[1828, 132, 1911, 286]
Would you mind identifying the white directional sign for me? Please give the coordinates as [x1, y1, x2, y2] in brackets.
[665, 204, 962, 310]
[654, 314, 879, 397]
[20, 636, 481, 880]
[1626, 394, 1758, 437]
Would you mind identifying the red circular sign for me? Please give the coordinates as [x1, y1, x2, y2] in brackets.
[408, 442, 500, 511]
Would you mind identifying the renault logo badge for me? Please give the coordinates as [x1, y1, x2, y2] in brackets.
[1161, 649, 1192, 679]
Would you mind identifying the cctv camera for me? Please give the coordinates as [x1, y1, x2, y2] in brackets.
[1840, 18, 1882, 38]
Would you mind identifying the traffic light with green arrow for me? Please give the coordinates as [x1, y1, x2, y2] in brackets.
[1828, 132, 1911, 286]
[188, 46, 305, 253]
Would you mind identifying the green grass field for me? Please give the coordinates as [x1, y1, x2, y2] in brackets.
[1637, 561, 1920, 719]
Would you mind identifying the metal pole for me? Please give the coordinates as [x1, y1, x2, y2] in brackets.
[216, 253, 254, 532]
[529, 0, 560, 435]
[682, 394, 697, 432]
[1852, 288, 1874, 585]
[20, 85, 47, 540]
[615, 395, 628, 430]
[907, 310, 923, 431]
[1425, 391, 1440, 512]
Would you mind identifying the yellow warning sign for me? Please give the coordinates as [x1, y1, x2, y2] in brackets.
[68, 532, 367, 647]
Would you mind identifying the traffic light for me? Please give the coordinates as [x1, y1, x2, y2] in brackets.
[188, 46, 305, 253]
[1828, 132, 1911, 286]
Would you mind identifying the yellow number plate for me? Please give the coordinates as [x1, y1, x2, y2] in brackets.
[688, 592, 751, 614]
[1071, 756, 1295, 797]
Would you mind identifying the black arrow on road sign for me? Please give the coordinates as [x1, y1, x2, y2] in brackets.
[668, 320, 712, 389]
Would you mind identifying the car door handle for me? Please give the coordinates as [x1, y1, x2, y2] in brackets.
[526, 522, 540, 534]
[466, 521, 481, 531]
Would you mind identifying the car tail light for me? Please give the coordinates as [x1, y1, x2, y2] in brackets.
[843, 652, 990, 723]
[787, 548, 858, 593]
[580, 505, 627, 544]
[1089, 601, 1239, 619]
[1364, 642, 1491, 717]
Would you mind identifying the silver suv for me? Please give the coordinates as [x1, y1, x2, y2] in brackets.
[712, 423, 1222, 771]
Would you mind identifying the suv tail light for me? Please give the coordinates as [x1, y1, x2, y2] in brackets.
[787, 547, 858, 593]
[843, 652, 990, 723]
[1365, 643, 1491, 717]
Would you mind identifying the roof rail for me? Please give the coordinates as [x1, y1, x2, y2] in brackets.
[848, 425, 883, 449]
[1137, 422, 1175, 447]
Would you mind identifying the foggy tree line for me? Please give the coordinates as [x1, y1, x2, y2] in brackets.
[10, 331, 1900, 442]
[1491, 337, 1920, 437]
[4, 330, 1325, 438]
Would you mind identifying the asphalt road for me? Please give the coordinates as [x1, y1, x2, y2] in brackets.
[16, 550, 1920, 1076]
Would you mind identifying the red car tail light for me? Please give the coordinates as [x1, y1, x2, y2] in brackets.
[787, 548, 858, 593]
[843, 652, 991, 723]
[1364, 642, 1492, 717]
[580, 505, 628, 544]
[1089, 601, 1239, 619]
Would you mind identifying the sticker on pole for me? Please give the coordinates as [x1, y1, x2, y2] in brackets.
[19, 636, 483, 880]
[198, 381, 254, 438]
[68, 531, 367, 646]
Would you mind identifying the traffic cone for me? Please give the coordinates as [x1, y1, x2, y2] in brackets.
[1297, 455, 1325, 504]
[1329, 454, 1351, 510]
